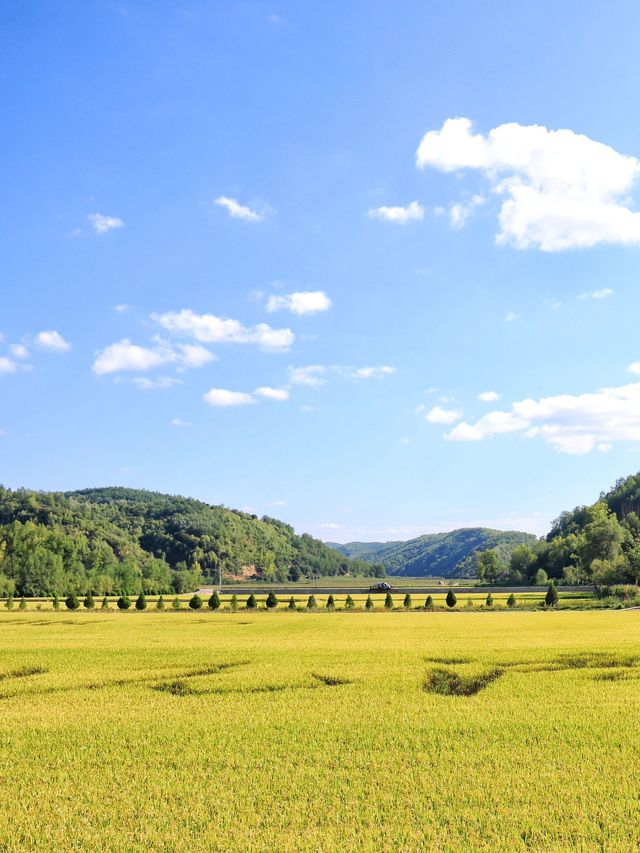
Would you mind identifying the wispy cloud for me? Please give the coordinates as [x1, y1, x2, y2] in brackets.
[89, 213, 124, 234]
[578, 288, 614, 300]
[132, 376, 185, 390]
[254, 386, 289, 401]
[93, 338, 214, 375]
[504, 311, 520, 323]
[214, 196, 267, 222]
[203, 388, 256, 407]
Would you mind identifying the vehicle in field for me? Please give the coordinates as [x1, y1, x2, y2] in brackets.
[369, 581, 394, 591]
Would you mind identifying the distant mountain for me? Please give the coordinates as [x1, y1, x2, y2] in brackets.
[327, 528, 538, 578]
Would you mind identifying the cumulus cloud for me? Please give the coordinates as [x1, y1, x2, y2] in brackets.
[92, 339, 215, 375]
[447, 380, 640, 454]
[36, 331, 71, 352]
[266, 290, 332, 316]
[152, 309, 294, 352]
[578, 288, 614, 300]
[9, 344, 29, 360]
[368, 201, 424, 224]
[254, 386, 289, 401]
[89, 213, 124, 234]
[425, 405, 462, 424]
[478, 390, 500, 402]
[0, 357, 19, 374]
[287, 365, 327, 387]
[417, 117, 640, 251]
[203, 388, 256, 407]
[214, 196, 266, 222]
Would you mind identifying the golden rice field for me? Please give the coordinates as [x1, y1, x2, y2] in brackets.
[0, 609, 639, 851]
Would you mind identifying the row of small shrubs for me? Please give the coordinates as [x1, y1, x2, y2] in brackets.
[1, 582, 562, 612]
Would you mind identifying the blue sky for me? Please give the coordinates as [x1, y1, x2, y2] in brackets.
[3, 1, 640, 542]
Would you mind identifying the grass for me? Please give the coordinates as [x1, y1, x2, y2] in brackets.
[0, 610, 638, 850]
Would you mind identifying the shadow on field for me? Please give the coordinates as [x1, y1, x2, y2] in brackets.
[152, 671, 354, 698]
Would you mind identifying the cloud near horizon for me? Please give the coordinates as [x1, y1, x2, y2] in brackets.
[417, 117, 640, 251]
[446, 375, 640, 454]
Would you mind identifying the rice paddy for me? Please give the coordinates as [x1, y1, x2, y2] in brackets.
[0, 609, 639, 851]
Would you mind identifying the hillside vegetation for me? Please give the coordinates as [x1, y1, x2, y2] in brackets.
[0, 486, 375, 597]
[329, 528, 537, 578]
[473, 472, 640, 588]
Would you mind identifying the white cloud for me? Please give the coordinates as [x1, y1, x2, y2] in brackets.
[288, 365, 327, 386]
[92, 338, 214, 375]
[447, 380, 640, 454]
[132, 376, 184, 391]
[152, 309, 294, 352]
[36, 331, 71, 352]
[266, 290, 332, 316]
[89, 213, 124, 234]
[0, 357, 18, 374]
[267, 499, 288, 507]
[368, 201, 424, 224]
[339, 365, 396, 380]
[171, 418, 192, 427]
[449, 194, 484, 229]
[113, 303, 130, 313]
[214, 196, 266, 222]
[254, 386, 289, 401]
[628, 362, 640, 375]
[578, 288, 614, 300]
[316, 522, 344, 530]
[425, 405, 462, 424]
[478, 390, 500, 402]
[417, 117, 640, 251]
[203, 388, 256, 407]
[9, 344, 29, 360]
[504, 312, 520, 323]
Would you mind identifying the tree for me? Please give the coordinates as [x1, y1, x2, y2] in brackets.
[326, 594, 335, 610]
[365, 595, 373, 610]
[65, 593, 80, 611]
[117, 595, 131, 610]
[287, 595, 296, 611]
[485, 592, 494, 608]
[265, 592, 278, 609]
[507, 593, 517, 608]
[246, 594, 257, 610]
[403, 593, 412, 610]
[84, 592, 94, 610]
[425, 595, 434, 611]
[5, 595, 13, 610]
[230, 594, 238, 611]
[101, 596, 110, 610]
[208, 591, 221, 610]
[135, 592, 147, 611]
[535, 568, 549, 587]
[545, 582, 558, 607]
[477, 550, 501, 584]
[509, 544, 537, 584]
[345, 595, 355, 610]
[446, 588, 457, 608]
[155, 595, 164, 610]
[172, 596, 181, 610]
[384, 592, 393, 610]
[52, 593, 60, 611]
[306, 594, 317, 610]
[19, 596, 27, 610]
[188, 594, 203, 610]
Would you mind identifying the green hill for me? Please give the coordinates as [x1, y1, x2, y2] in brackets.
[0, 486, 372, 598]
[328, 528, 538, 578]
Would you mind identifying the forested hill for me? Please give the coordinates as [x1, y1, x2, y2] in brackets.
[0, 486, 376, 597]
[328, 528, 538, 578]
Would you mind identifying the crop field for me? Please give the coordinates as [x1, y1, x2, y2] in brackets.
[0, 611, 639, 851]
